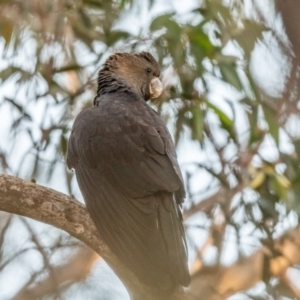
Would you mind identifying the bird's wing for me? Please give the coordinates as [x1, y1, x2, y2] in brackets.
[68, 92, 185, 201]
[67, 92, 190, 287]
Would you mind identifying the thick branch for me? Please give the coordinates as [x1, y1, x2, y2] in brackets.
[0, 174, 186, 300]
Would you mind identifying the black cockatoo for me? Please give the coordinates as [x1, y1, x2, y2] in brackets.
[67, 52, 190, 290]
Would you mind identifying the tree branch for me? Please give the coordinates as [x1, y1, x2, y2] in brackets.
[12, 247, 99, 300]
[0, 174, 186, 300]
[188, 225, 300, 299]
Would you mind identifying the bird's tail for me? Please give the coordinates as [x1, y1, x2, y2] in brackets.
[158, 193, 191, 287]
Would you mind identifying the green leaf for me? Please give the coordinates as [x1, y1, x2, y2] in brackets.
[83, 0, 104, 9]
[188, 25, 217, 69]
[60, 134, 68, 155]
[206, 101, 236, 141]
[150, 14, 179, 37]
[215, 53, 238, 64]
[269, 176, 289, 203]
[251, 171, 265, 189]
[190, 105, 204, 142]
[207, 101, 232, 128]
[188, 25, 214, 54]
[106, 30, 129, 46]
[54, 64, 82, 73]
[263, 104, 279, 144]
[219, 62, 243, 91]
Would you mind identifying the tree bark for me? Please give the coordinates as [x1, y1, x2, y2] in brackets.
[0, 174, 186, 300]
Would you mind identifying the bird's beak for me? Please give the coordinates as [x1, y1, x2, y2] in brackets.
[149, 77, 163, 99]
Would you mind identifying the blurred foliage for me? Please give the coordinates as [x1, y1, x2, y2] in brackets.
[1, 0, 300, 299]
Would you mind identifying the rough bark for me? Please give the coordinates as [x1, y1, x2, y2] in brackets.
[0, 174, 187, 300]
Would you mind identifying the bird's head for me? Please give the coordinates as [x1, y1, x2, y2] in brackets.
[96, 52, 163, 101]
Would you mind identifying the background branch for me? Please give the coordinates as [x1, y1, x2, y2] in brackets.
[188, 226, 300, 299]
[12, 247, 99, 300]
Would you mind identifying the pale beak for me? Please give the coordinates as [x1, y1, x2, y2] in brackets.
[149, 77, 163, 99]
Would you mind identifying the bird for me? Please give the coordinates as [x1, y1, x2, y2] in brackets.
[67, 52, 190, 290]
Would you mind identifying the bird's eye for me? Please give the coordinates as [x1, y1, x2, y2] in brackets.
[146, 68, 152, 73]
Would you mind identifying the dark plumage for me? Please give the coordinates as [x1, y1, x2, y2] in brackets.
[67, 52, 190, 289]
